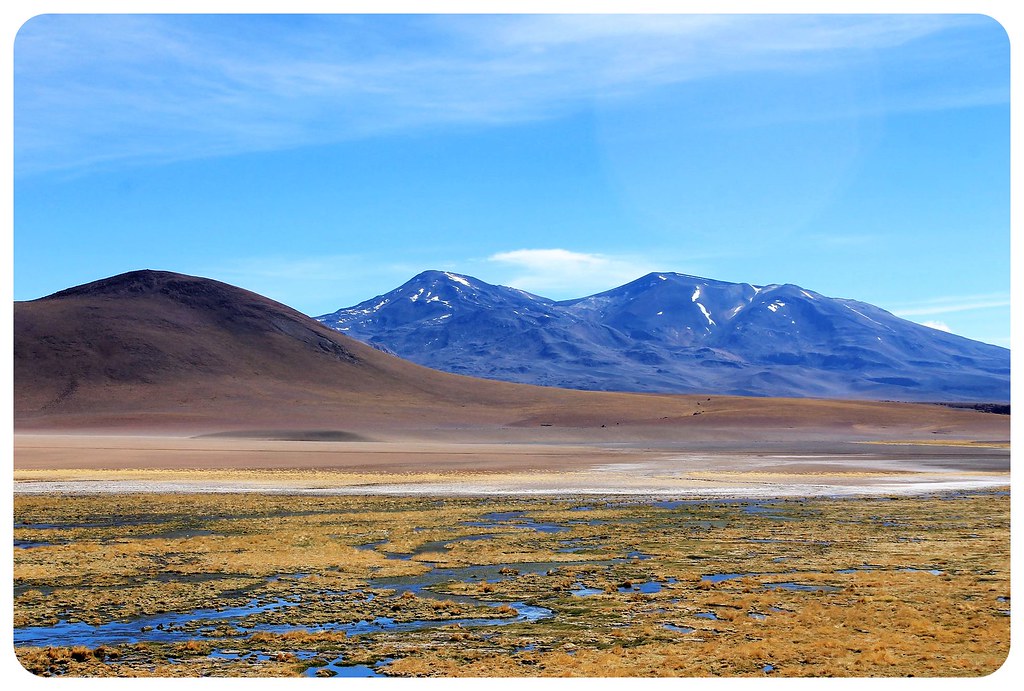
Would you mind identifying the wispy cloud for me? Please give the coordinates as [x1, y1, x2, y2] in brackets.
[210, 256, 344, 280]
[487, 248, 658, 296]
[891, 293, 1010, 317]
[14, 14, 1004, 175]
[196, 253, 415, 316]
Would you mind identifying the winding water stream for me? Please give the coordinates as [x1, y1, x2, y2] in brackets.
[12, 499, 809, 654]
[13, 563, 555, 649]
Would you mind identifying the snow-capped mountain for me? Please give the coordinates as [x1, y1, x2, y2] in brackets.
[317, 271, 1009, 401]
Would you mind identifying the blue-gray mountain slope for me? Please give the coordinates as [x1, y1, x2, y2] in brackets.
[317, 271, 1009, 402]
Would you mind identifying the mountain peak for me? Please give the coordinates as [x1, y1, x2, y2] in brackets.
[36, 269, 310, 323]
[42, 269, 195, 300]
[637, 271, 706, 282]
[598, 272, 761, 297]
[411, 269, 475, 286]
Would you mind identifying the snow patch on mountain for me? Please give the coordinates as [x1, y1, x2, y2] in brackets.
[696, 302, 715, 325]
[444, 272, 473, 288]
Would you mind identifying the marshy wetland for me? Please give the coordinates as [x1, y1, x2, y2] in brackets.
[13, 490, 1009, 677]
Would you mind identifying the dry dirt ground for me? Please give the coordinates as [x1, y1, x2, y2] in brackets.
[14, 432, 1009, 497]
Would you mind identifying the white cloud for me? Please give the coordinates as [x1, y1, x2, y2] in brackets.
[489, 248, 608, 272]
[920, 320, 952, 333]
[487, 248, 658, 297]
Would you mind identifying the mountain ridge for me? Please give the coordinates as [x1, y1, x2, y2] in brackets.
[318, 270, 1009, 402]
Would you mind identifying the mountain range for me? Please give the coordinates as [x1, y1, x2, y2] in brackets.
[16, 269, 1006, 438]
[317, 271, 1009, 402]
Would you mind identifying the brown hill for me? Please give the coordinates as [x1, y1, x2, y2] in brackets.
[13, 270, 1008, 441]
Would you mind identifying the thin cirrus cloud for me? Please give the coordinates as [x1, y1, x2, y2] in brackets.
[890, 294, 1011, 318]
[196, 254, 380, 308]
[14, 13, 1004, 176]
[486, 249, 660, 297]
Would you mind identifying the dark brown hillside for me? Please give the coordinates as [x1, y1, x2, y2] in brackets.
[13, 270, 1010, 441]
[18, 270, 361, 386]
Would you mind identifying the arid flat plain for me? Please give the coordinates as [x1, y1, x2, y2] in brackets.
[13, 431, 1009, 497]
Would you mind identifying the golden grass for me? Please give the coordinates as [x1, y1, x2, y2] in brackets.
[14, 490, 1010, 678]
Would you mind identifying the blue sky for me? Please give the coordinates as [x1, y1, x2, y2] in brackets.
[12, 13, 1011, 346]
